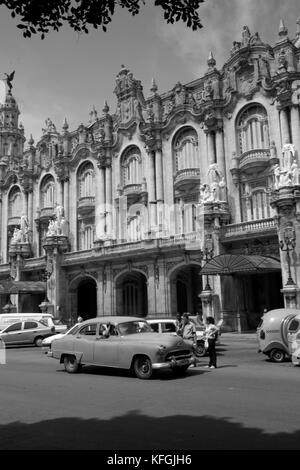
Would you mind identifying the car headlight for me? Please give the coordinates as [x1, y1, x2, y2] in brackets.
[157, 345, 166, 356]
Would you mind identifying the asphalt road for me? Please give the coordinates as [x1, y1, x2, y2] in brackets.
[1, 333, 300, 450]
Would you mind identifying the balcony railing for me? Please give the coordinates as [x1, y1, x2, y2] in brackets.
[7, 216, 21, 226]
[77, 196, 95, 210]
[123, 184, 143, 197]
[238, 148, 270, 172]
[174, 168, 200, 189]
[221, 218, 276, 240]
[39, 207, 55, 219]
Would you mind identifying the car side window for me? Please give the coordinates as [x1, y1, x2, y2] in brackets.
[289, 319, 300, 333]
[24, 321, 39, 330]
[6, 322, 22, 332]
[150, 323, 159, 333]
[79, 324, 97, 336]
[163, 322, 176, 333]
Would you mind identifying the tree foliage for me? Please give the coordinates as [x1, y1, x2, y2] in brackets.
[0, 0, 205, 39]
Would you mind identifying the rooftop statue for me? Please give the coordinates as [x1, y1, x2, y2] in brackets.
[4, 71, 15, 93]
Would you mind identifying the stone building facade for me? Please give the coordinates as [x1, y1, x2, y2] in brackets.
[1, 21, 300, 330]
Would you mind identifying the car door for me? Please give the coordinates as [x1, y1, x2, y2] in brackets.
[0, 322, 23, 345]
[73, 323, 97, 363]
[93, 323, 119, 367]
[23, 321, 42, 344]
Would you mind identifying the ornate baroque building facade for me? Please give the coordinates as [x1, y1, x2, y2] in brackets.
[1, 21, 300, 330]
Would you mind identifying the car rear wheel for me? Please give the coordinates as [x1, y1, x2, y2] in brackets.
[63, 355, 80, 373]
[133, 356, 153, 379]
[269, 349, 285, 363]
[194, 340, 206, 357]
[34, 337, 43, 347]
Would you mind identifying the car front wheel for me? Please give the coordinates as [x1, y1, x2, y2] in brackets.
[63, 355, 80, 373]
[133, 356, 153, 379]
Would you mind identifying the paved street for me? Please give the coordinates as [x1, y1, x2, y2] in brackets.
[1, 333, 300, 450]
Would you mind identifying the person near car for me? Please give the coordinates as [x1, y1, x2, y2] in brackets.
[179, 313, 197, 366]
[175, 312, 183, 334]
[203, 316, 218, 369]
[77, 316, 83, 323]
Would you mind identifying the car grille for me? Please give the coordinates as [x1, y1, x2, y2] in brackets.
[166, 350, 192, 361]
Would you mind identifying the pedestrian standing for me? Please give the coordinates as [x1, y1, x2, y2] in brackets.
[203, 316, 219, 369]
[77, 316, 83, 323]
[180, 312, 197, 366]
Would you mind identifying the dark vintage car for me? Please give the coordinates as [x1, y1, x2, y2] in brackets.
[48, 316, 194, 379]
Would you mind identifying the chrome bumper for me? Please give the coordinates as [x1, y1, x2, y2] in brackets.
[152, 357, 193, 370]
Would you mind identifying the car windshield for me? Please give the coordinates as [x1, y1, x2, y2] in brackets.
[118, 321, 152, 335]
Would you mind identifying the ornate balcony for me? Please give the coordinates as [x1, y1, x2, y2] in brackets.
[238, 148, 271, 174]
[220, 218, 277, 242]
[122, 183, 147, 204]
[174, 168, 200, 191]
[77, 196, 95, 216]
[7, 216, 20, 227]
[39, 207, 55, 221]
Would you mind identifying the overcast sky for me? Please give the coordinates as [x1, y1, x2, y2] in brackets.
[0, 0, 299, 143]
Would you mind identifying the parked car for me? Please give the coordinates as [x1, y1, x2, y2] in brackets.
[0, 313, 56, 331]
[257, 308, 300, 362]
[48, 316, 194, 379]
[286, 312, 300, 366]
[0, 320, 56, 347]
[42, 323, 81, 353]
[147, 316, 207, 357]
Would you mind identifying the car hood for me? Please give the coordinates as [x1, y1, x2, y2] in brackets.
[120, 332, 187, 347]
[42, 333, 65, 345]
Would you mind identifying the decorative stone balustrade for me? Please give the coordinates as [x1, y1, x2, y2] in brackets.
[174, 168, 200, 190]
[7, 216, 20, 226]
[77, 196, 95, 215]
[221, 218, 276, 240]
[238, 148, 271, 173]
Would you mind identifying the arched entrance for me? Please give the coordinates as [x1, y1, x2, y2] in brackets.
[170, 264, 203, 315]
[77, 278, 97, 321]
[115, 271, 148, 317]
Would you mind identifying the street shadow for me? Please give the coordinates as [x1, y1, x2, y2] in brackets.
[1, 410, 300, 450]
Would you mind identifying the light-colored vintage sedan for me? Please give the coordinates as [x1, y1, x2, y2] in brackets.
[48, 316, 194, 379]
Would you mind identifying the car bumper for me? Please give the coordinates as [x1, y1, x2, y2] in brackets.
[152, 357, 194, 370]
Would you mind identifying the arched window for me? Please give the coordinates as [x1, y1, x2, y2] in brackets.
[127, 212, 142, 241]
[78, 222, 94, 250]
[173, 127, 199, 172]
[241, 184, 271, 222]
[77, 162, 95, 199]
[40, 175, 56, 209]
[8, 187, 22, 219]
[121, 147, 142, 186]
[236, 104, 270, 155]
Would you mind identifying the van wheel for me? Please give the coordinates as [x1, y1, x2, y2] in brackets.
[269, 349, 285, 363]
[34, 337, 43, 347]
[133, 356, 153, 379]
[63, 355, 80, 373]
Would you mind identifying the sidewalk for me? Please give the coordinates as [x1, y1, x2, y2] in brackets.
[220, 331, 257, 341]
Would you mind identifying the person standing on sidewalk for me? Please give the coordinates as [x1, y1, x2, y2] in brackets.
[203, 316, 219, 369]
[179, 313, 197, 366]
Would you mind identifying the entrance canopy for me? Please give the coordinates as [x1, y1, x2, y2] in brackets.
[0, 280, 46, 294]
[200, 254, 281, 276]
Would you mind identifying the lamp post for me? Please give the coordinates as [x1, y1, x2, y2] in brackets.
[279, 226, 296, 286]
[200, 239, 214, 291]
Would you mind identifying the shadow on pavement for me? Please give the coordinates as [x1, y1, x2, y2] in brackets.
[0, 410, 300, 450]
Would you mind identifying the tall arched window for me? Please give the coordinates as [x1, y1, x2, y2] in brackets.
[40, 175, 56, 209]
[241, 184, 271, 222]
[8, 186, 22, 219]
[236, 104, 270, 155]
[173, 127, 199, 171]
[121, 147, 142, 186]
[78, 222, 95, 250]
[77, 162, 95, 199]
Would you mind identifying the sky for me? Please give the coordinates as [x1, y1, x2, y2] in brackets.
[0, 0, 299, 143]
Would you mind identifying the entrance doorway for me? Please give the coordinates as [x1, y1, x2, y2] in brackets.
[171, 265, 203, 315]
[77, 278, 97, 320]
[240, 271, 284, 329]
[116, 272, 148, 317]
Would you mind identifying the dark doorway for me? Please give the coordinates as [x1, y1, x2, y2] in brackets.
[173, 265, 203, 315]
[20, 293, 45, 312]
[116, 272, 148, 317]
[77, 279, 97, 320]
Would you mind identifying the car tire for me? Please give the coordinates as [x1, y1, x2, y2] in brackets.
[133, 356, 153, 379]
[194, 340, 206, 357]
[34, 337, 44, 347]
[269, 349, 285, 363]
[63, 355, 80, 373]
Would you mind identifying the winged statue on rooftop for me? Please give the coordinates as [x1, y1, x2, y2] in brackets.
[4, 71, 15, 92]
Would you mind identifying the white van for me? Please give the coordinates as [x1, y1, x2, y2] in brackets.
[0, 313, 55, 331]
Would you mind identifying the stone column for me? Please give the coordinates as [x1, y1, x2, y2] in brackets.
[57, 179, 63, 207]
[105, 166, 112, 238]
[95, 166, 106, 239]
[280, 108, 291, 144]
[0, 191, 2, 259]
[207, 131, 216, 165]
[216, 128, 226, 180]
[63, 179, 69, 221]
[28, 191, 33, 232]
[22, 191, 28, 216]
[155, 146, 164, 234]
[291, 106, 300, 160]
[148, 150, 157, 232]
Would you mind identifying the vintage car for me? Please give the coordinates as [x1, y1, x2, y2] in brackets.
[48, 316, 194, 379]
[0, 320, 55, 346]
